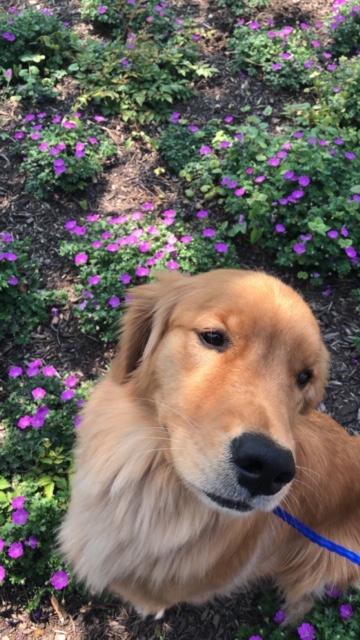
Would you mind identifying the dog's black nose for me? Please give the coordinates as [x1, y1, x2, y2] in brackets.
[230, 433, 295, 497]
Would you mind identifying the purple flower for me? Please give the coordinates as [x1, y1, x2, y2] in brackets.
[74, 414, 83, 429]
[139, 241, 152, 253]
[42, 365, 58, 377]
[75, 141, 86, 158]
[39, 142, 49, 152]
[345, 246, 357, 259]
[297, 622, 316, 640]
[135, 266, 150, 277]
[339, 603, 354, 620]
[61, 389, 76, 402]
[293, 131, 304, 139]
[142, 201, 154, 211]
[166, 260, 180, 270]
[18, 415, 31, 430]
[334, 137, 344, 146]
[180, 235, 193, 244]
[215, 242, 229, 254]
[2, 31, 16, 42]
[275, 223, 286, 233]
[200, 145, 213, 155]
[9, 366, 23, 378]
[8, 275, 19, 286]
[325, 584, 342, 598]
[255, 175, 266, 184]
[327, 230, 339, 239]
[341, 226, 349, 237]
[293, 243, 306, 255]
[170, 111, 181, 123]
[88, 136, 98, 145]
[12, 508, 29, 525]
[12, 496, 25, 509]
[344, 151, 356, 161]
[203, 228, 217, 238]
[235, 187, 246, 197]
[304, 59, 314, 69]
[62, 120, 77, 129]
[249, 636, 263, 640]
[50, 570, 69, 590]
[32, 387, 47, 401]
[307, 136, 317, 145]
[98, 4, 108, 13]
[274, 609, 287, 624]
[14, 131, 25, 141]
[74, 252, 88, 266]
[224, 115, 234, 123]
[108, 295, 121, 308]
[249, 20, 260, 29]
[94, 115, 107, 123]
[65, 374, 78, 388]
[196, 209, 208, 218]
[189, 124, 200, 133]
[120, 273, 132, 285]
[26, 536, 40, 549]
[272, 62, 282, 71]
[8, 542, 24, 559]
[0, 566, 5, 582]
[268, 156, 281, 167]
[88, 275, 101, 286]
[298, 175, 311, 187]
[53, 159, 67, 176]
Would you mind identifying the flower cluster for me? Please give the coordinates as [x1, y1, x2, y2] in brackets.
[14, 111, 116, 197]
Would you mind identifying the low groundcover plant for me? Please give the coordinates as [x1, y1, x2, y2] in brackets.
[0, 362, 91, 609]
[14, 111, 116, 197]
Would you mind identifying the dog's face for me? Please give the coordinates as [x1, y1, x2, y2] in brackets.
[112, 270, 329, 515]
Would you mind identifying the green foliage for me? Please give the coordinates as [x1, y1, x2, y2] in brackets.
[60, 209, 237, 342]
[330, 1, 360, 57]
[0, 234, 66, 345]
[71, 32, 215, 122]
[161, 117, 360, 279]
[0, 8, 78, 99]
[216, 0, 270, 15]
[159, 121, 222, 173]
[0, 367, 91, 608]
[80, 0, 176, 37]
[230, 23, 318, 92]
[15, 114, 116, 198]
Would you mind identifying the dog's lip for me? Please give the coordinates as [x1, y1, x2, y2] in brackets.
[204, 491, 253, 512]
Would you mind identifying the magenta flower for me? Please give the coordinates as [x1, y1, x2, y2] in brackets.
[108, 295, 121, 309]
[9, 366, 23, 378]
[51, 570, 69, 590]
[203, 228, 217, 238]
[120, 273, 132, 285]
[27, 359, 42, 377]
[275, 223, 286, 233]
[297, 622, 316, 640]
[196, 209, 209, 218]
[62, 120, 77, 129]
[65, 375, 78, 388]
[106, 243, 119, 252]
[170, 111, 181, 123]
[74, 414, 83, 429]
[189, 124, 200, 133]
[255, 175, 266, 184]
[235, 187, 246, 197]
[61, 389, 76, 402]
[215, 242, 229, 254]
[341, 226, 349, 237]
[224, 114, 234, 123]
[8, 542, 24, 559]
[139, 241, 152, 253]
[39, 142, 49, 152]
[327, 230, 339, 239]
[166, 260, 180, 270]
[249, 636, 263, 640]
[53, 159, 67, 176]
[88, 275, 101, 286]
[88, 136, 98, 145]
[12, 508, 29, 525]
[268, 156, 281, 167]
[142, 201, 154, 211]
[42, 365, 58, 377]
[12, 496, 25, 509]
[98, 4, 108, 13]
[200, 145, 213, 155]
[74, 252, 88, 266]
[290, 189, 305, 200]
[298, 175, 311, 187]
[304, 59, 314, 69]
[14, 131, 25, 141]
[0, 566, 5, 583]
[345, 246, 357, 259]
[293, 243, 306, 255]
[284, 172, 297, 183]
[339, 603, 354, 620]
[135, 266, 150, 277]
[272, 62, 282, 71]
[180, 235, 193, 244]
[17, 415, 31, 430]
[75, 141, 86, 158]
[32, 387, 47, 401]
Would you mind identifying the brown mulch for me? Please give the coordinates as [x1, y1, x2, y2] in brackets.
[1, 0, 359, 638]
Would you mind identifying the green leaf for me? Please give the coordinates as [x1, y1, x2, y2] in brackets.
[0, 477, 10, 490]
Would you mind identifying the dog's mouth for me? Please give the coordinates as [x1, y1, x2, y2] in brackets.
[204, 491, 253, 513]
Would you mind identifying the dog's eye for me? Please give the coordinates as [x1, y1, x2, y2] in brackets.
[199, 330, 229, 351]
[297, 369, 313, 387]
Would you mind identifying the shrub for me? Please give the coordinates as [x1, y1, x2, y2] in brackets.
[230, 22, 322, 92]
[330, 0, 360, 57]
[80, 0, 176, 37]
[0, 8, 78, 99]
[60, 206, 238, 342]
[14, 111, 116, 198]
[161, 117, 360, 279]
[0, 233, 65, 345]
[0, 363, 90, 609]
[215, 0, 270, 16]
[72, 32, 215, 122]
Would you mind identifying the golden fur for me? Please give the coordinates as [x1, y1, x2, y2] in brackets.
[60, 269, 360, 623]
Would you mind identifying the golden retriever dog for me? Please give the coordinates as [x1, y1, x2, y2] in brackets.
[60, 269, 360, 624]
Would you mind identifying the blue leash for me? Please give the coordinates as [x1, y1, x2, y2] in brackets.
[273, 506, 360, 566]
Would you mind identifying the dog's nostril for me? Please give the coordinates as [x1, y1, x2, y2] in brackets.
[230, 432, 295, 497]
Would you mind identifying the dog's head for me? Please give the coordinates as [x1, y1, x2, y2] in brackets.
[111, 269, 329, 515]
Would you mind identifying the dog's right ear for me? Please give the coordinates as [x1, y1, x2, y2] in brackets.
[110, 271, 188, 385]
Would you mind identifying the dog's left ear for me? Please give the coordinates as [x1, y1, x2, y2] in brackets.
[301, 342, 330, 413]
[110, 271, 188, 385]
